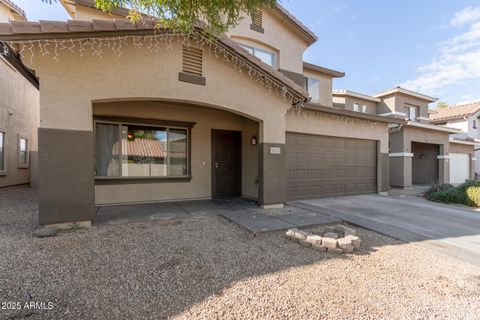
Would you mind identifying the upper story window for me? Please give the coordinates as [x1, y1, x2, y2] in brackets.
[352, 103, 368, 113]
[239, 44, 275, 68]
[304, 77, 320, 102]
[473, 119, 477, 129]
[405, 105, 419, 121]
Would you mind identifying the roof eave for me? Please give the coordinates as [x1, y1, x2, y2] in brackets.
[303, 62, 345, 78]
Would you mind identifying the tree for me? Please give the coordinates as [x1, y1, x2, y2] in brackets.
[93, 0, 278, 35]
[436, 101, 450, 109]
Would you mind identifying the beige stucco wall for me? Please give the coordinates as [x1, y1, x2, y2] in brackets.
[227, 9, 308, 73]
[0, 57, 39, 187]
[26, 39, 290, 144]
[303, 69, 332, 107]
[75, 5, 124, 20]
[332, 95, 378, 115]
[94, 101, 258, 204]
[285, 109, 389, 153]
[379, 93, 430, 119]
[389, 126, 450, 187]
[0, 4, 12, 22]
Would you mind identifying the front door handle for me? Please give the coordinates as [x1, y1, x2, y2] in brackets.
[215, 162, 220, 169]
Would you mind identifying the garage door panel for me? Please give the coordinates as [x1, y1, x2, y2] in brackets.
[286, 133, 377, 200]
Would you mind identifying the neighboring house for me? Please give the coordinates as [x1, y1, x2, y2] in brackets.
[332, 87, 475, 188]
[0, 0, 39, 188]
[430, 102, 480, 180]
[0, 2, 404, 226]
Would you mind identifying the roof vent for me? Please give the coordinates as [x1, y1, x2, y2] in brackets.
[182, 46, 203, 76]
[250, 10, 264, 33]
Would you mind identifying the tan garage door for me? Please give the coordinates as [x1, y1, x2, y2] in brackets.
[286, 133, 377, 200]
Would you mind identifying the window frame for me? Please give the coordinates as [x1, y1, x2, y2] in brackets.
[17, 135, 29, 169]
[239, 44, 276, 68]
[473, 119, 477, 129]
[362, 105, 368, 113]
[94, 117, 194, 181]
[404, 105, 419, 121]
[0, 131, 5, 175]
[304, 77, 320, 102]
[353, 102, 360, 112]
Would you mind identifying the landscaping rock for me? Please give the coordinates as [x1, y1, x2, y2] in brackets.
[33, 227, 58, 238]
[285, 229, 297, 239]
[306, 235, 322, 246]
[293, 229, 310, 241]
[337, 237, 352, 249]
[324, 232, 338, 239]
[342, 244, 354, 253]
[335, 225, 356, 236]
[322, 237, 337, 249]
[346, 235, 361, 249]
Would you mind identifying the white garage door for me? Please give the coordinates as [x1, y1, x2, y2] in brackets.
[450, 153, 470, 184]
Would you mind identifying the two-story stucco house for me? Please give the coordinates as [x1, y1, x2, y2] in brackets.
[430, 102, 480, 182]
[0, 0, 39, 188]
[0, 1, 406, 226]
[333, 87, 476, 187]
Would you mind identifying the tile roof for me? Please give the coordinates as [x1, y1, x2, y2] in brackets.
[0, 0, 26, 20]
[123, 139, 186, 159]
[0, 19, 308, 101]
[60, 0, 318, 45]
[430, 102, 480, 122]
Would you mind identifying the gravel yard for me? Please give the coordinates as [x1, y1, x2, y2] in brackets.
[1, 186, 480, 319]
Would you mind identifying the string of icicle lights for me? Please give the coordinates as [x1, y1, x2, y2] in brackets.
[2, 31, 305, 108]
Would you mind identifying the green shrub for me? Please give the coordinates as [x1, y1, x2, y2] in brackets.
[423, 179, 454, 198]
[428, 180, 480, 207]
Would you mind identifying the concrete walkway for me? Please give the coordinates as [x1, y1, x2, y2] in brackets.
[293, 195, 480, 266]
[95, 198, 339, 233]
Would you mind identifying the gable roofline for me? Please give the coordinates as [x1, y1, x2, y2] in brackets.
[332, 89, 380, 102]
[0, 19, 308, 103]
[0, 0, 26, 20]
[303, 62, 344, 78]
[60, 0, 319, 46]
[274, 4, 317, 46]
[373, 86, 438, 103]
[430, 102, 480, 123]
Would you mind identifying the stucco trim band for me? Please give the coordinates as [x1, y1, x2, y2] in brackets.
[389, 152, 414, 158]
[437, 155, 450, 159]
[379, 111, 406, 117]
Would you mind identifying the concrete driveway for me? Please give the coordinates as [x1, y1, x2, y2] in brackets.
[292, 195, 480, 266]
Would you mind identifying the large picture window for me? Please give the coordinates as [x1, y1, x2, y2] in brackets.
[95, 121, 189, 178]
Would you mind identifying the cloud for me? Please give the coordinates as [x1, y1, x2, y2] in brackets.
[401, 7, 480, 98]
[450, 6, 480, 27]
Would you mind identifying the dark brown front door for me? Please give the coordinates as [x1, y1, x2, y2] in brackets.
[211, 130, 242, 198]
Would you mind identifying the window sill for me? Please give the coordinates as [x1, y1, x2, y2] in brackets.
[17, 165, 29, 169]
[250, 24, 264, 33]
[95, 176, 192, 185]
[0, 171, 5, 176]
[178, 72, 206, 85]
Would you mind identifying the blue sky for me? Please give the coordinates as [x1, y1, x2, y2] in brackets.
[13, 0, 480, 105]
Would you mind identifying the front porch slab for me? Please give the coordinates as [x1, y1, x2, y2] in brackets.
[94, 198, 340, 233]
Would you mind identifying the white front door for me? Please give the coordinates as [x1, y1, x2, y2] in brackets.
[450, 153, 470, 184]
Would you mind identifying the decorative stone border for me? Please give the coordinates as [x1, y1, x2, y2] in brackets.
[286, 225, 361, 253]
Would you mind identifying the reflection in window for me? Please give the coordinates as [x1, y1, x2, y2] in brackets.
[239, 44, 275, 67]
[96, 122, 188, 177]
[305, 78, 320, 102]
[0, 132, 4, 171]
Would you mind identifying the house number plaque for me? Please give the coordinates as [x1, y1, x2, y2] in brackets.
[270, 147, 281, 154]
